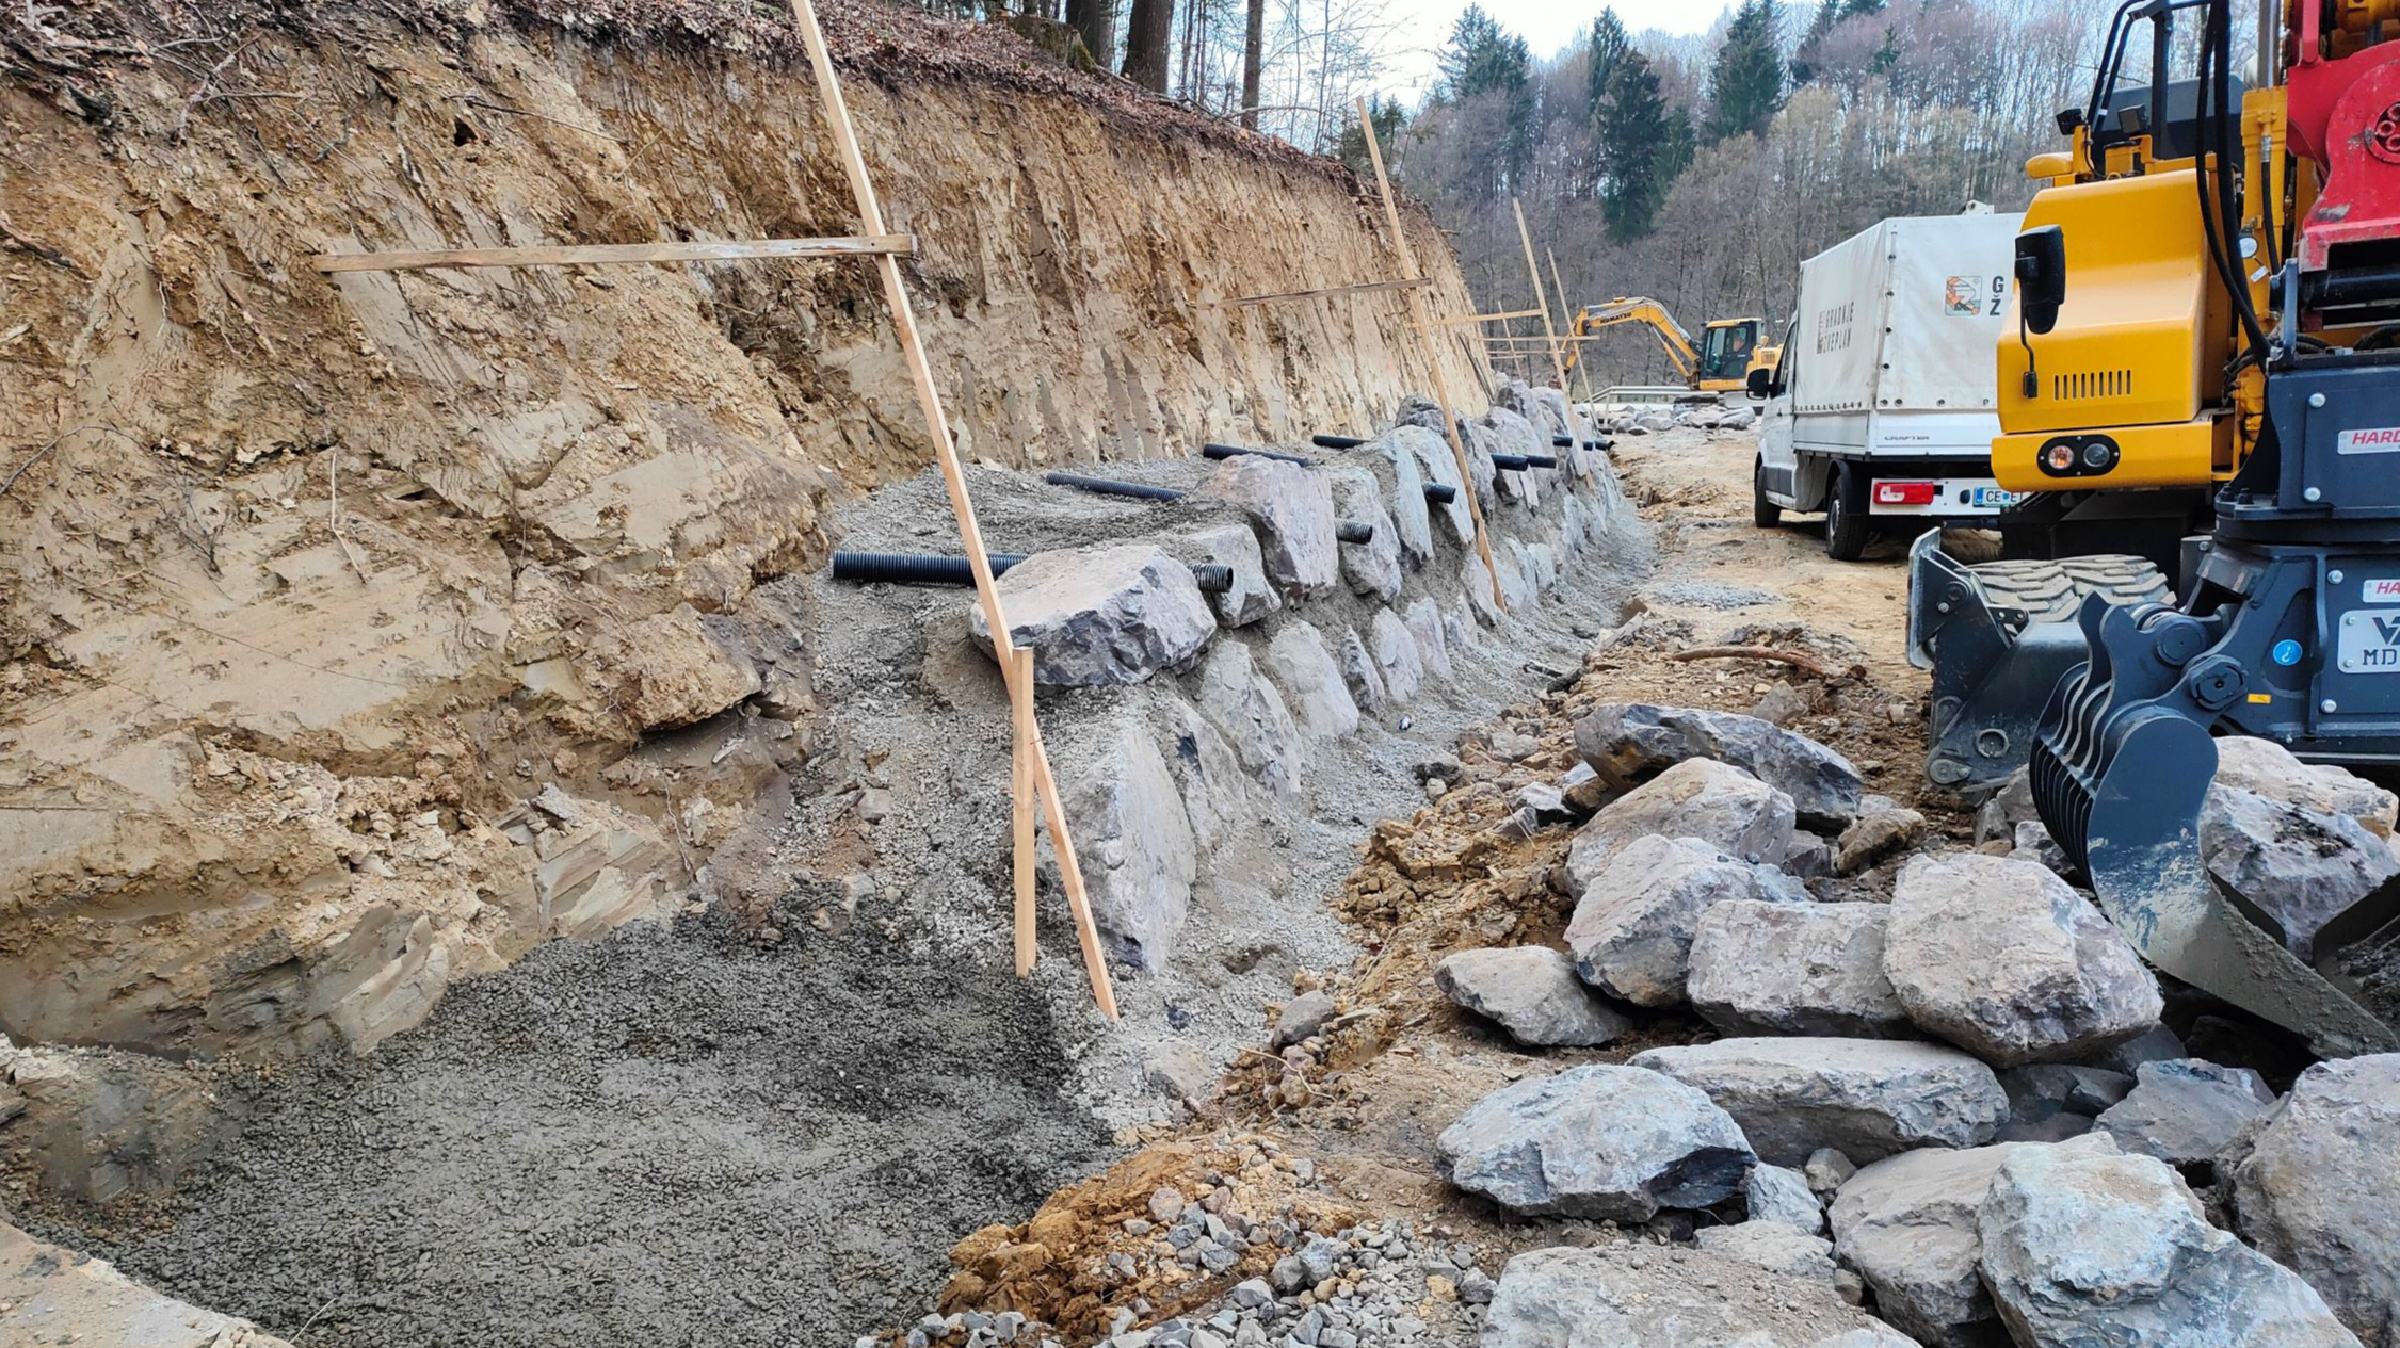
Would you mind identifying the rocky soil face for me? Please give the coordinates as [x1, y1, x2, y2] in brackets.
[7, 383, 1647, 1346]
[0, 0, 1484, 1077]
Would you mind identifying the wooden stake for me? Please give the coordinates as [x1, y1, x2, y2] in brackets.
[788, 0, 1116, 1019]
[1354, 96, 1505, 614]
[1011, 646, 1036, 977]
[1513, 201, 1570, 392]
[1546, 248, 1595, 402]
[312, 234, 915, 273]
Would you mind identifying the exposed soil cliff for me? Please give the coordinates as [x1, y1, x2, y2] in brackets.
[0, 0, 1485, 1061]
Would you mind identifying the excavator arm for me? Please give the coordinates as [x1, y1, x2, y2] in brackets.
[1570, 298, 1700, 381]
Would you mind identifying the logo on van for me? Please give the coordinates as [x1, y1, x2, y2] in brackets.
[1947, 275, 2003, 316]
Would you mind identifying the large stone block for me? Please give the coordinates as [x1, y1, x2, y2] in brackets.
[1325, 465, 1403, 601]
[1439, 1065, 1753, 1221]
[1481, 1245, 1905, 1348]
[1435, 946, 1631, 1047]
[1258, 620, 1357, 739]
[1194, 456, 1338, 594]
[1829, 1143, 2035, 1347]
[1362, 426, 1438, 563]
[1631, 1036, 2008, 1165]
[1886, 853, 2162, 1066]
[1689, 901, 1912, 1039]
[1403, 597, 1453, 683]
[2228, 1054, 2400, 1344]
[1166, 520, 1279, 628]
[1575, 702, 1865, 829]
[1192, 640, 1302, 799]
[1066, 719, 1198, 973]
[1979, 1136, 2358, 1347]
[1367, 607, 1423, 704]
[1566, 835, 1809, 1008]
[2097, 1058, 2277, 1171]
[969, 543, 1217, 687]
[1569, 758, 1798, 873]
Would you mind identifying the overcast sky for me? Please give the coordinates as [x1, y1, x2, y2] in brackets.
[1380, 0, 1729, 99]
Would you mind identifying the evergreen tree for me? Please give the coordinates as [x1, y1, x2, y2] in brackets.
[1599, 49, 1676, 243]
[1587, 9, 1629, 117]
[1335, 97, 1406, 178]
[1841, 0, 1885, 15]
[1435, 5, 1534, 197]
[1705, 0, 1785, 142]
[1790, 0, 1840, 84]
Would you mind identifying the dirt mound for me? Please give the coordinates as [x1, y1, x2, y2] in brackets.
[939, 1138, 1358, 1340]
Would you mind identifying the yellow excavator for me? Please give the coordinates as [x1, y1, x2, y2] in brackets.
[1566, 297, 1781, 398]
[1908, 0, 2400, 1053]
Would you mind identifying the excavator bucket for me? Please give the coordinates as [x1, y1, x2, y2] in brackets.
[2031, 594, 2400, 1057]
[1906, 531, 2169, 792]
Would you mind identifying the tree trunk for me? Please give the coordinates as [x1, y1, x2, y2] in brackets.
[1240, 0, 1264, 130]
[1122, 0, 1174, 93]
[1066, 0, 1115, 71]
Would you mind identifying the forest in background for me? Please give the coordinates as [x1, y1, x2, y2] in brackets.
[909, 0, 2219, 386]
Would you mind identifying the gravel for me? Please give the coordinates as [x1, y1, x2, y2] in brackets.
[38, 907, 1110, 1348]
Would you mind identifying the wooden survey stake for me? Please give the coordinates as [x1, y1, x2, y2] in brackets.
[1511, 201, 1573, 398]
[1354, 96, 1505, 614]
[788, 0, 1117, 1019]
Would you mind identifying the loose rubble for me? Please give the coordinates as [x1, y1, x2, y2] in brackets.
[2096, 1057, 2278, 1174]
[2228, 1054, 2400, 1344]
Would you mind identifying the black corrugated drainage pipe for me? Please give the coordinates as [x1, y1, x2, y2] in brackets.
[1201, 442, 1319, 467]
[1335, 521, 1374, 545]
[1422, 483, 1458, 504]
[1044, 472, 1186, 503]
[1555, 434, 1614, 452]
[832, 551, 1236, 594]
[1310, 434, 1365, 450]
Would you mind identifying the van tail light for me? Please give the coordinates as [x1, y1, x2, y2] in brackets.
[1873, 480, 1938, 506]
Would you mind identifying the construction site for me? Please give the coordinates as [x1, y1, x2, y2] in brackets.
[4, 0, 2400, 1346]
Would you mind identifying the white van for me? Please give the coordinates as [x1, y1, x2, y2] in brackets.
[1751, 211, 2027, 560]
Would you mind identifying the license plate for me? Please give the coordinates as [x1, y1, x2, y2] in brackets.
[1971, 487, 2021, 508]
[2337, 610, 2400, 673]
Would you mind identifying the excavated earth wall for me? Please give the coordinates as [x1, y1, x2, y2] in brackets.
[0, 0, 1485, 1067]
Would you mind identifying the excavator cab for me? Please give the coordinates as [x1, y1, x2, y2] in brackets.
[1696, 319, 1756, 389]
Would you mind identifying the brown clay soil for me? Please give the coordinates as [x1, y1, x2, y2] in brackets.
[930, 426, 1968, 1340]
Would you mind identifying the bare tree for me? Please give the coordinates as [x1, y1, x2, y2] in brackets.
[1067, 0, 1116, 70]
[1241, 0, 1266, 128]
[1124, 0, 1174, 91]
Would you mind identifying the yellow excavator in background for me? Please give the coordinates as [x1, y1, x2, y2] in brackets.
[1566, 297, 1781, 398]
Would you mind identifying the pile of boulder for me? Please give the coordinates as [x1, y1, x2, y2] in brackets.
[1427, 701, 2400, 1348]
[952, 383, 1643, 974]
[1588, 401, 1757, 437]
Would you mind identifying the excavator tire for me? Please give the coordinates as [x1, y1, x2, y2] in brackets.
[1963, 554, 2169, 625]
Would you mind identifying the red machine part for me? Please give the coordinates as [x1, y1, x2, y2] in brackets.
[2292, 4, 2400, 274]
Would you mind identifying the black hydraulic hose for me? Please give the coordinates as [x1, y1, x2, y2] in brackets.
[1336, 521, 1375, 545]
[832, 550, 1235, 594]
[1423, 483, 1458, 504]
[1043, 471, 1186, 503]
[1311, 434, 1366, 450]
[2193, 0, 2271, 361]
[1202, 441, 1319, 467]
